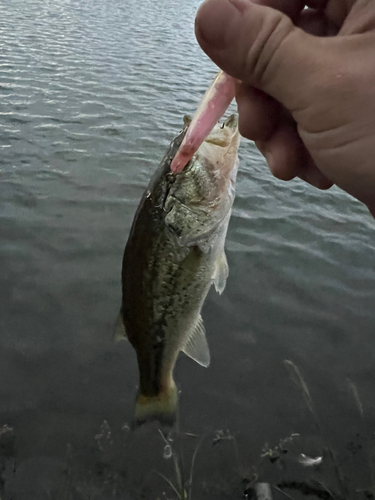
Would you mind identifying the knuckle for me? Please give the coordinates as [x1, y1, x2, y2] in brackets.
[242, 11, 294, 85]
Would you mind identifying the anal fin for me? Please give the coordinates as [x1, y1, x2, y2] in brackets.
[181, 315, 210, 367]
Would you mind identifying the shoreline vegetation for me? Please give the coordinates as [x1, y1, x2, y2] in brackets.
[0, 361, 374, 500]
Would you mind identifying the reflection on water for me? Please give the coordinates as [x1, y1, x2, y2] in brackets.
[1, 0, 375, 498]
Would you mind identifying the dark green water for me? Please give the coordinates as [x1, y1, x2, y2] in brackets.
[1, 0, 375, 498]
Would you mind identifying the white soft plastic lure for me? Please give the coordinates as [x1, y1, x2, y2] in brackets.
[170, 70, 236, 173]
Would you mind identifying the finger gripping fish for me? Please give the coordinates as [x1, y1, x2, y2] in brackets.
[117, 114, 240, 427]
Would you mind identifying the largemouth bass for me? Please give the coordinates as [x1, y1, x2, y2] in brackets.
[117, 114, 240, 426]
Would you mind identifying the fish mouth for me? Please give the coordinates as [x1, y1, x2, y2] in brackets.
[170, 71, 237, 173]
[223, 114, 238, 129]
[204, 113, 239, 147]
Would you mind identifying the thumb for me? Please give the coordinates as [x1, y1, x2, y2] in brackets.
[195, 0, 328, 113]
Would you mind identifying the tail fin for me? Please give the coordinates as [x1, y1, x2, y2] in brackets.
[134, 382, 178, 428]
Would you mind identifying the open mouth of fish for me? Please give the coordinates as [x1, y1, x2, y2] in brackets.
[170, 71, 237, 173]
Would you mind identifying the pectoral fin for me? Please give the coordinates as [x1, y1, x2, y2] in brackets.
[181, 315, 210, 367]
[213, 252, 229, 295]
[114, 310, 127, 342]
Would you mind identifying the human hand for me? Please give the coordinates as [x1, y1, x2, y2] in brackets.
[195, 0, 375, 216]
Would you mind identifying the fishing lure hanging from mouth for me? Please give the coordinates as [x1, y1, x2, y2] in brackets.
[170, 71, 237, 173]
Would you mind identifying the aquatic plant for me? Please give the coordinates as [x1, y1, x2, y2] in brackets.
[155, 429, 205, 500]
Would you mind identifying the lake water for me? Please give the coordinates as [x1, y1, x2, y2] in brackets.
[1, 0, 375, 498]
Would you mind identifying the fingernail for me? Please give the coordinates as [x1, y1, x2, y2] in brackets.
[195, 0, 242, 50]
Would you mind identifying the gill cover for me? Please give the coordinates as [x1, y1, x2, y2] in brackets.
[164, 115, 239, 248]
